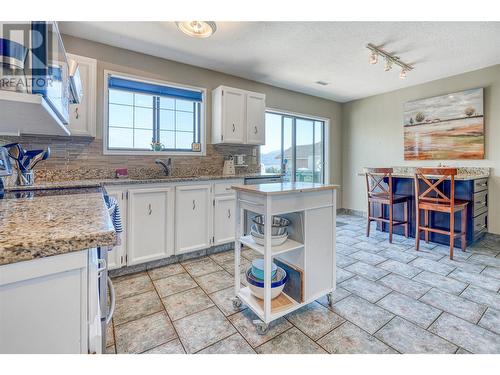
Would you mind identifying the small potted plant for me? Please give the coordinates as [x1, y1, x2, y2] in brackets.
[151, 141, 164, 151]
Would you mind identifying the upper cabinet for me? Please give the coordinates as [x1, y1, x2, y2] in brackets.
[66, 54, 97, 137]
[212, 85, 266, 145]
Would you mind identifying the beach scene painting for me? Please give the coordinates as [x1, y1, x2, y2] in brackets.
[404, 88, 484, 160]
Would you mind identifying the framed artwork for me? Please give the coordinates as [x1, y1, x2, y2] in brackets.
[404, 88, 484, 160]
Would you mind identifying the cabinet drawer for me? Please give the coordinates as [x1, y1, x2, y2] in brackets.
[473, 190, 488, 217]
[214, 180, 243, 195]
[473, 178, 488, 193]
[473, 212, 487, 237]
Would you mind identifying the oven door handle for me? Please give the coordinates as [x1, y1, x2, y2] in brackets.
[97, 259, 107, 275]
[106, 276, 116, 325]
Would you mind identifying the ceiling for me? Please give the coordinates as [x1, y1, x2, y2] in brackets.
[59, 22, 500, 103]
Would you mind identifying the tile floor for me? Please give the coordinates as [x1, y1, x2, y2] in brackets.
[106, 214, 500, 354]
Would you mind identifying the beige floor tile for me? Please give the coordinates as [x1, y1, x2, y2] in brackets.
[143, 339, 186, 354]
[209, 286, 246, 316]
[195, 270, 234, 294]
[286, 301, 345, 340]
[256, 327, 327, 354]
[228, 308, 292, 348]
[105, 345, 116, 354]
[209, 250, 235, 264]
[162, 287, 214, 321]
[182, 257, 223, 277]
[115, 311, 177, 354]
[153, 272, 197, 297]
[199, 333, 255, 354]
[148, 263, 185, 280]
[174, 306, 236, 353]
[114, 290, 163, 326]
[318, 322, 394, 354]
[113, 273, 154, 300]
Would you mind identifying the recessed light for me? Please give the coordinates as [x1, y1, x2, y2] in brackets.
[315, 81, 329, 86]
[176, 21, 217, 38]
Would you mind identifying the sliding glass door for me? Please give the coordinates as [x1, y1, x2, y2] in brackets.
[261, 111, 325, 183]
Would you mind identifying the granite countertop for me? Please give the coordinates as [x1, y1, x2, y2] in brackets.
[4, 173, 282, 192]
[357, 167, 490, 180]
[0, 192, 116, 266]
[232, 182, 340, 196]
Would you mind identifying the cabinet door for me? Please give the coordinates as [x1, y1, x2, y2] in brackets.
[104, 188, 127, 270]
[222, 88, 245, 143]
[214, 195, 236, 245]
[67, 54, 97, 137]
[175, 184, 212, 254]
[128, 188, 174, 265]
[246, 92, 266, 145]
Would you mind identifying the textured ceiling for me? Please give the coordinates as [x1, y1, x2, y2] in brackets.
[59, 22, 500, 102]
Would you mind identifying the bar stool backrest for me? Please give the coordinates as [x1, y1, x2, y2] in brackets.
[364, 167, 393, 201]
[414, 167, 457, 206]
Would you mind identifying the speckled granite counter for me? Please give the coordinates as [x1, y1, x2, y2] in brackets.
[0, 193, 116, 266]
[358, 167, 489, 180]
[4, 173, 281, 191]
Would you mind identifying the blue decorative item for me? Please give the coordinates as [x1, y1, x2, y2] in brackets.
[251, 258, 277, 280]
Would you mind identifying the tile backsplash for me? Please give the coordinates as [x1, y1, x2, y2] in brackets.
[0, 135, 260, 181]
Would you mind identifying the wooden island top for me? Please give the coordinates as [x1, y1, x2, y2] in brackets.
[231, 182, 340, 196]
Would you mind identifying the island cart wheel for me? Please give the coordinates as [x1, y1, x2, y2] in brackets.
[327, 292, 334, 306]
[253, 320, 269, 335]
[231, 296, 242, 309]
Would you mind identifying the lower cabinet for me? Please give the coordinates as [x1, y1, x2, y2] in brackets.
[175, 184, 212, 254]
[214, 195, 236, 245]
[127, 187, 174, 265]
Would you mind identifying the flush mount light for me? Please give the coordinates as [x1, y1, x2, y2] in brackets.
[176, 21, 217, 38]
[366, 43, 413, 79]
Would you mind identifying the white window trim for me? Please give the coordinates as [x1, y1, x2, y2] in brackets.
[265, 107, 331, 184]
[102, 69, 207, 156]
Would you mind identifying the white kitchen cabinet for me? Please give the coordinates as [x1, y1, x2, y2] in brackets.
[127, 188, 174, 265]
[67, 53, 97, 137]
[0, 249, 99, 354]
[104, 188, 127, 270]
[245, 91, 266, 145]
[212, 85, 265, 145]
[213, 195, 236, 245]
[175, 184, 212, 254]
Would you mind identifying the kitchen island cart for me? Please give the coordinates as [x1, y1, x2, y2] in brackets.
[231, 182, 339, 334]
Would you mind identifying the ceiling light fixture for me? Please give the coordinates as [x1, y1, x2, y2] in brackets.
[176, 21, 217, 38]
[366, 43, 413, 79]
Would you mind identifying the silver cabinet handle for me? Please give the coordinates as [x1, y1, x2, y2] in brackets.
[228, 209, 231, 219]
[75, 107, 79, 119]
[192, 200, 196, 210]
[97, 259, 107, 275]
[232, 123, 235, 132]
[254, 126, 258, 134]
[106, 277, 116, 325]
[148, 203, 152, 215]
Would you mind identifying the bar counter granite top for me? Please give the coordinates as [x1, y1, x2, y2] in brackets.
[357, 166, 490, 180]
[0, 192, 116, 266]
[4, 173, 282, 192]
[232, 182, 340, 196]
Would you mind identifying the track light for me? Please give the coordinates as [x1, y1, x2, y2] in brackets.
[384, 57, 393, 71]
[366, 43, 413, 78]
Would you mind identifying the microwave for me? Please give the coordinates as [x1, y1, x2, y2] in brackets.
[0, 21, 82, 125]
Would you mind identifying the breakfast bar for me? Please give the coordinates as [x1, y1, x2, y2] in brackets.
[231, 182, 339, 334]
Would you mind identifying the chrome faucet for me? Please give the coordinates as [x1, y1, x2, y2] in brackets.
[155, 158, 172, 176]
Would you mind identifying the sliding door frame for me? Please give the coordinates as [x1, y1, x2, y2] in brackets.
[266, 107, 330, 184]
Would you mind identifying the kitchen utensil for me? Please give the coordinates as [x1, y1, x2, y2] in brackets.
[29, 147, 51, 170]
[22, 149, 44, 169]
[252, 215, 290, 236]
[250, 226, 288, 246]
[233, 154, 246, 166]
[223, 157, 235, 176]
[251, 259, 277, 280]
[246, 267, 287, 300]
